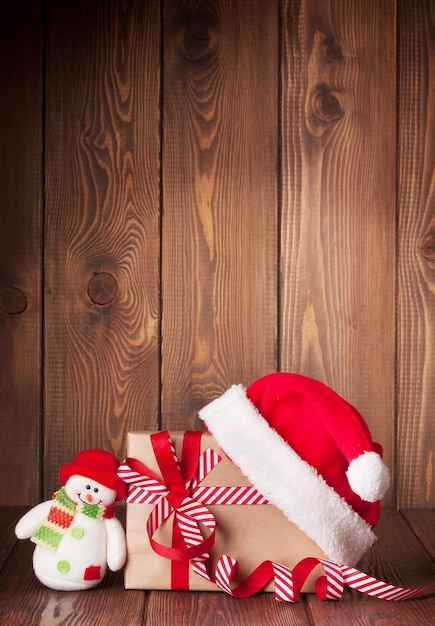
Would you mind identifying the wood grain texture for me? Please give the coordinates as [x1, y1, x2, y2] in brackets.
[280, 0, 397, 505]
[146, 590, 311, 625]
[160, 0, 279, 429]
[44, 0, 161, 496]
[0, 1, 43, 505]
[401, 509, 435, 561]
[397, 0, 435, 507]
[0, 507, 26, 571]
[0, 0, 433, 517]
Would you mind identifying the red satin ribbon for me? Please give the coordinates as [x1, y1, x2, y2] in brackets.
[119, 432, 223, 589]
[171, 514, 190, 590]
[149, 432, 217, 562]
[168, 431, 202, 590]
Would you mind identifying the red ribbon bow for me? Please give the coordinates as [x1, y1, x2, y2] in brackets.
[118, 431, 220, 561]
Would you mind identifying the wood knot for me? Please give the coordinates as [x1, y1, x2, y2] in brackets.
[88, 273, 118, 305]
[311, 83, 344, 123]
[184, 24, 210, 58]
[175, 11, 219, 61]
[0, 286, 27, 315]
[321, 37, 343, 63]
[420, 232, 435, 262]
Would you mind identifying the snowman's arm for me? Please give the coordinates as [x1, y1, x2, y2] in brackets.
[15, 500, 53, 539]
[105, 517, 127, 571]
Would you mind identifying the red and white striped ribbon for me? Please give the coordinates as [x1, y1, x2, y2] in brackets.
[118, 450, 220, 558]
[145, 494, 216, 547]
[317, 559, 345, 600]
[119, 445, 269, 509]
[341, 565, 433, 600]
[117, 447, 222, 505]
[189, 447, 220, 491]
[196, 555, 434, 602]
[192, 485, 268, 505]
[213, 555, 238, 594]
[118, 436, 269, 560]
[272, 562, 296, 602]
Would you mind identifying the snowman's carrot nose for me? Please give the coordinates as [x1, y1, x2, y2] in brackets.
[86, 493, 93, 503]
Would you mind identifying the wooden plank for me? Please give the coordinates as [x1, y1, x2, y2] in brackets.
[0, 1, 43, 504]
[0, 507, 26, 571]
[160, 0, 279, 429]
[280, 0, 397, 503]
[401, 509, 435, 561]
[44, 0, 161, 496]
[146, 590, 311, 625]
[0, 540, 147, 626]
[306, 509, 435, 625]
[397, 0, 435, 507]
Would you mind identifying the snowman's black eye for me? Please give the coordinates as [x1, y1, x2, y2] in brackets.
[93, 487, 99, 493]
[86, 485, 91, 490]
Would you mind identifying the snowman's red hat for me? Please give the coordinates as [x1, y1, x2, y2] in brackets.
[199, 373, 390, 566]
[60, 449, 127, 501]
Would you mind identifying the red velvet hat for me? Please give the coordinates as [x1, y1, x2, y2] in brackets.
[60, 449, 127, 502]
[199, 373, 390, 566]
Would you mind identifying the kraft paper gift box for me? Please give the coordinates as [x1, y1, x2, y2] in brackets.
[121, 430, 327, 593]
[120, 376, 391, 596]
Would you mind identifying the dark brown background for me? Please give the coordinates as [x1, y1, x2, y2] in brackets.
[1, 0, 433, 510]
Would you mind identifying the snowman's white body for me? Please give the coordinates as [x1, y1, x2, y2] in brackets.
[32, 508, 109, 590]
[15, 475, 126, 591]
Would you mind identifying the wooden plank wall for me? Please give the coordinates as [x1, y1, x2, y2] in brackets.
[43, 0, 161, 497]
[0, 0, 433, 509]
[0, 1, 43, 504]
[161, 1, 278, 429]
[280, 0, 397, 494]
[397, 0, 435, 508]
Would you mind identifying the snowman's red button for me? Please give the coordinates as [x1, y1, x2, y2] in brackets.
[70, 526, 84, 539]
[57, 560, 70, 573]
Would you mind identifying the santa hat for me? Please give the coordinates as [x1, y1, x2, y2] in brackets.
[198, 373, 390, 566]
[60, 449, 127, 502]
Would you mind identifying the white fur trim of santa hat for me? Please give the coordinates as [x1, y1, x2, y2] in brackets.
[199, 384, 377, 566]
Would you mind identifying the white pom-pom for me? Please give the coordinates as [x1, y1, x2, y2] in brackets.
[346, 451, 391, 502]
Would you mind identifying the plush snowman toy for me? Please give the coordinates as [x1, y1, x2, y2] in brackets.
[15, 449, 127, 591]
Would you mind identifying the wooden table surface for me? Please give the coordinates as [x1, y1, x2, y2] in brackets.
[0, 507, 433, 625]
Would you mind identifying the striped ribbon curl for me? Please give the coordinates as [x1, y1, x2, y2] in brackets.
[192, 554, 434, 602]
[117, 431, 268, 561]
